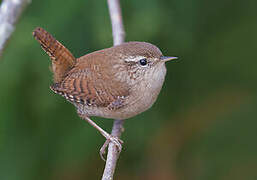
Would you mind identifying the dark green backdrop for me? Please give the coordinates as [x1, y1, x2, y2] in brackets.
[0, 0, 256, 179]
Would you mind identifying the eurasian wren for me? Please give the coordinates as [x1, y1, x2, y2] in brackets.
[33, 27, 177, 158]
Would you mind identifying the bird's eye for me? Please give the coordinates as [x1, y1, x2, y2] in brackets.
[139, 58, 147, 66]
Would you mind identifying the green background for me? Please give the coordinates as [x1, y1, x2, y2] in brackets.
[0, 0, 256, 179]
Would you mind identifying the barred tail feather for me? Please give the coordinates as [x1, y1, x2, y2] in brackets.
[33, 27, 76, 83]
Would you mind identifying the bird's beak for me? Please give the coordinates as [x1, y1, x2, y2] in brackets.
[160, 56, 178, 62]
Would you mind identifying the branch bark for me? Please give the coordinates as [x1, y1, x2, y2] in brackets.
[0, 0, 31, 57]
[102, 0, 125, 179]
[107, 0, 125, 46]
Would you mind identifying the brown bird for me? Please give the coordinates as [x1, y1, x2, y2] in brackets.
[33, 27, 177, 159]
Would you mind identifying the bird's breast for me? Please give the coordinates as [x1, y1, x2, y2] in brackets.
[118, 63, 167, 118]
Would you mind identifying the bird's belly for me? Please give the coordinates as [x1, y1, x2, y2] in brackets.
[76, 103, 148, 120]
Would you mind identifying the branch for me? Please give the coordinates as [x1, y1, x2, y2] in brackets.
[0, 0, 30, 57]
[102, 0, 125, 179]
[102, 119, 125, 180]
[107, 0, 125, 46]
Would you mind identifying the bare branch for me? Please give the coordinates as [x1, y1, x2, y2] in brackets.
[0, 0, 31, 57]
[102, 119, 125, 180]
[107, 0, 125, 46]
[102, 0, 126, 179]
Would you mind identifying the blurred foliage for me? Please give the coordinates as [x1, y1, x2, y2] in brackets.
[0, 0, 256, 179]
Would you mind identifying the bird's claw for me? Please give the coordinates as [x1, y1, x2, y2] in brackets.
[100, 135, 123, 161]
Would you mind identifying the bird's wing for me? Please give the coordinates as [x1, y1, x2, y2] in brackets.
[50, 68, 130, 110]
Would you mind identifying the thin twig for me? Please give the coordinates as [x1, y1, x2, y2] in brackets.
[102, 119, 125, 180]
[0, 0, 31, 57]
[102, 0, 125, 179]
[107, 0, 125, 46]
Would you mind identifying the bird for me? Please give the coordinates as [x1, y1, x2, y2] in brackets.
[32, 27, 177, 159]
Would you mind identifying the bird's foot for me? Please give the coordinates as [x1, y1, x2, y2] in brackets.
[79, 115, 124, 161]
[100, 135, 123, 161]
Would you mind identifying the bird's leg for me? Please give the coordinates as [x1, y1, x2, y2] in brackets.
[79, 114, 123, 160]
